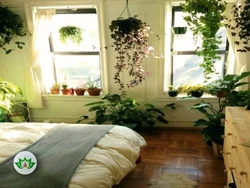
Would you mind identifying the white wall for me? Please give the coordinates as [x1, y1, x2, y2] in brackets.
[0, 0, 219, 127]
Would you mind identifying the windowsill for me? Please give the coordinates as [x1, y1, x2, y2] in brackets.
[156, 94, 219, 102]
[42, 94, 104, 101]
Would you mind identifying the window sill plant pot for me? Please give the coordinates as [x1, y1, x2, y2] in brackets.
[75, 88, 86, 96]
[172, 27, 187, 35]
[69, 88, 74, 95]
[61, 89, 70, 95]
[87, 88, 102, 96]
[190, 91, 204, 98]
[168, 90, 178, 97]
[50, 83, 61, 95]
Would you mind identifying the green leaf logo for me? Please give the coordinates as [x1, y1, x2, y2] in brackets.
[13, 151, 37, 175]
[15, 157, 36, 169]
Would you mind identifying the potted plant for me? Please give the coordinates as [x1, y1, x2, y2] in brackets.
[166, 86, 179, 97]
[206, 71, 250, 98]
[181, 84, 208, 98]
[59, 25, 82, 44]
[50, 83, 61, 94]
[224, 0, 250, 52]
[61, 84, 70, 95]
[182, 0, 226, 81]
[77, 93, 175, 132]
[74, 87, 86, 96]
[86, 79, 101, 96]
[172, 26, 187, 35]
[0, 78, 23, 114]
[0, 6, 30, 54]
[109, 15, 156, 90]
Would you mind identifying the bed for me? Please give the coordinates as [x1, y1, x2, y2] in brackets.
[0, 122, 146, 188]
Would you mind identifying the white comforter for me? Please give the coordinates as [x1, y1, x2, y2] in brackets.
[0, 123, 146, 188]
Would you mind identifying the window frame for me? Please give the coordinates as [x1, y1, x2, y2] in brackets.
[170, 6, 229, 86]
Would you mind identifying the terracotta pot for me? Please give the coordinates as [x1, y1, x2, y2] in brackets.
[87, 88, 102, 96]
[75, 88, 86, 96]
[68, 88, 75, 95]
[50, 88, 60, 94]
[61, 89, 70, 95]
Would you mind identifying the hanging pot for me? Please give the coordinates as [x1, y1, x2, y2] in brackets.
[172, 27, 187, 35]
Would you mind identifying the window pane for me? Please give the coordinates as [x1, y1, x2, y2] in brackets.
[51, 14, 100, 52]
[173, 11, 227, 51]
[54, 55, 101, 88]
[173, 55, 225, 87]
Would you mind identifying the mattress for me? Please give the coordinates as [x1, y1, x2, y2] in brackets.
[0, 123, 146, 188]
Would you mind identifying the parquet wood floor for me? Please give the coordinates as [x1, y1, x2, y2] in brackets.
[114, 128, 227, 188]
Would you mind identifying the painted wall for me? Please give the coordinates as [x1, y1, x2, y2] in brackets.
[0, 0, 220, 127]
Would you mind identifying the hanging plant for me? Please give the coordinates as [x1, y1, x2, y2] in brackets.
[182, 0, 226, 81]
[109, 0, 159, 91]
[224, 0, 250, 52]
[0, 5, 29, 54]
[59, 26, 83, 44]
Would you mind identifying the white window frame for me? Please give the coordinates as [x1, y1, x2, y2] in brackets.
[24, 0, 109, 95]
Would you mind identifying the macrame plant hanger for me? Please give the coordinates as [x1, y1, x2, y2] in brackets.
[119, 0, 132, 18]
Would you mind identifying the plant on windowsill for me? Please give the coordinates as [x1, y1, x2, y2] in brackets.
[50, 83, 61, 95]
[179, 84, 209, 98]
[59, 25, 82, 44]
[182, 0, 226, 81]
[61, 84, 70, 95]
[0, 78, 23, 122]
[74, 87, 86, 96]
[224, 0, 250, 52]
[76, 93, 175, 132]
[0, 5, 30, 54]
[165, 86, 179, 97]
[86, 79, 101, 96]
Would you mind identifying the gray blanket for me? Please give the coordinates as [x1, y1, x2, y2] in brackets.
[0, 124, 114, 188]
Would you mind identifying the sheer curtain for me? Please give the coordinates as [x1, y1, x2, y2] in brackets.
[224, 1, 250, 90]
[26, 9, 55, 108]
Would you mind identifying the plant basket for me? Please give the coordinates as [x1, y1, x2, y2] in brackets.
[168, 90, 178, 97]
[172, 27, 187, 35]
[50, 88, 60, 94]
[190, 91, 203, 98]
[87, 88, 102, 96]
[75, 88, 86, 96]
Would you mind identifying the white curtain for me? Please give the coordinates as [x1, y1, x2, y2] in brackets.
[224, 1, 250, 90]
[27, 9, 55, 108]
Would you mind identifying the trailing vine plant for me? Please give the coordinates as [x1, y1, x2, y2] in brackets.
[0, 5, 29, 54]
[59, 26, 83, 44]
[182, 0, 226, 81]
[224, 0, 250, 52]
[109, 0, 158, 90]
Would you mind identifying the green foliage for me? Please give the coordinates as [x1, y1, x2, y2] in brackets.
[59, 26, 82, 44]
[182, 0, 226, 81]
[51, 83, 61, 89]
[109, 15, 152, 90]
[0, 6, 29, 54]
[61, 84, 68, 90]
[86, 78, 100, 90]
[206, 71, 250, 96]
[77, 94, 174, 131]
[224, 0, 250, 52]
[0, 78, 23, 113]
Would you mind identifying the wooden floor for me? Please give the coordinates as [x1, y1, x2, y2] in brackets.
[114, 128, 227, 188]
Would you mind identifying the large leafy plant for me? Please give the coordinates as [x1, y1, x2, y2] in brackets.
[0, 78, 23, 113]
[0, 6, 29, 54]
[224, 0, 250, 52]
[77, 94, 174, 131]
[182, 0, 226, 81]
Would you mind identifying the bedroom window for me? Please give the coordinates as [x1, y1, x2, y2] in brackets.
[48, 8, 101, 90]
[164, 6, 228, 90]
